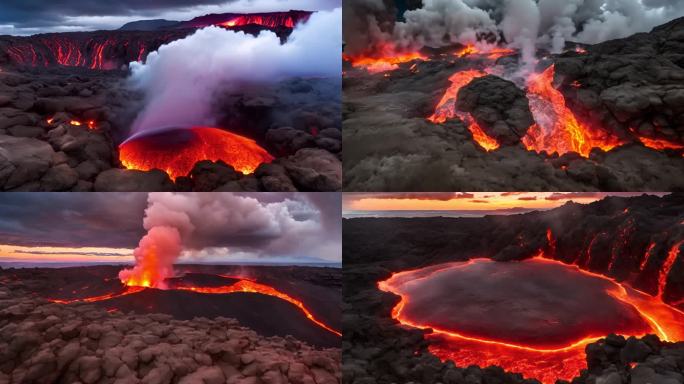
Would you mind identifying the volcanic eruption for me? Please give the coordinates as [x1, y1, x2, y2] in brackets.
[119, 127, 274, 180]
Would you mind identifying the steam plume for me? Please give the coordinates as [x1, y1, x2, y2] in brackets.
[343, 0, 684, 56]
[128, 7, 341, 135]
[118, 192, 340, 288]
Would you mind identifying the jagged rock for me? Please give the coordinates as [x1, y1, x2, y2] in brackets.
[40, 163, 79, 191]
[94, 169, 174, 192]
[255, 163, 297, 192]
[188, 160, 240, 191]
[0, 134, 55, 190]
[282, 148, 342, 191]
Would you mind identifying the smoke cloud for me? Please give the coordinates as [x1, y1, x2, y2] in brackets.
[127, 7, 341, 136]
[343, 0, 684, 56]
[118, 192, 341, 288]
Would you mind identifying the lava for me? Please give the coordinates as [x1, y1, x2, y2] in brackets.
[379, 257, 684, 384]
[454, 44, 516, 60]
[427, 69, 500, 151]
[48, 275, 341, 336]
[636, 135, 684, 152]
[181, 11, 312, 30]
[344, 52, 426, 74]
[119, 126, 274, 180]
[658, 241, 683, 299]
[522, 65, 625, 157]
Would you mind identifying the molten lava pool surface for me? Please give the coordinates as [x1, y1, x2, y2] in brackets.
[119, 127, 273, 180]
[378, 258, 684, 384]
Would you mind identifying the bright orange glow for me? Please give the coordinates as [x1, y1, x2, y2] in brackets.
[379, 256, 684, 384]
[344, 51, 426, 73]
[427, 69, 500, 151]
[46, 116, 55, 124]
[636, 135, 684, 151]
[658, 241, 683, 299]
[522, 65, 625, 157]
[69, 120, 82, 126]
[217, 15, 300, 28]
[454, 44, 515, 60]
[49, 276, 341, 336]
[119, 126, 274, 180]
[87, 120, 96, 130]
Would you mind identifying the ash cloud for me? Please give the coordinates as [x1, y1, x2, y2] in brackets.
[344, 0, 684, 56]
[127, 7, 341, 136]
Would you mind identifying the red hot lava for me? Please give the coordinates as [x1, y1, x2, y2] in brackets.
[119, 126, 274, 180]
[379, 257, 684, 384]
[427, 70, 500, 151]
[522, 65, 625, 157]
[48, 274, 340, 336]
[343, 41, 426, 74]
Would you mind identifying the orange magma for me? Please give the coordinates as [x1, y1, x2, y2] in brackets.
[378, 239, 684, 383]
[454, 44, 516, 60]
[344, 41, 426, 74]
[522, 65, 625, 157]
[119, 127, 274, 181]
[49, 275, 341, 336]
[637, 135, 684, 152]
[427, 69, 500, 151]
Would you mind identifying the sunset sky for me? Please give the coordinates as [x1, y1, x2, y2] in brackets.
[0, 192, 341, 265]
[343, 192, 669, 213]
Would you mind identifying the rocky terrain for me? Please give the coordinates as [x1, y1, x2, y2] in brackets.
[342, 193, 684, 384]
[0, 264, 341, 383]
[0, 66, 342, 191]
[342, 17, 684, 191]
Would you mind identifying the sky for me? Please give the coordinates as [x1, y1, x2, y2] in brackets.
[343, 192, 670, 215]
[0, 192, 341, 265]
[0, 0, 341, 35]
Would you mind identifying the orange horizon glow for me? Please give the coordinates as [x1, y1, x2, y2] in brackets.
[343, 192, 666, 212]
[0, 245, 133, 263]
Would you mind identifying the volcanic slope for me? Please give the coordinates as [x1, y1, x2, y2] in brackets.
[343, 193, 684, 384]
[342, 17, 684, 191]
[0, 272, 340, 384]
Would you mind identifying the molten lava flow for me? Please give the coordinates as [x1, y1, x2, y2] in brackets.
[344, 52, 426, 74]
[218, 15, 301, 28]
[48, 276, 340, 336]
[658, 241, 683, 299]
[636, 135, 684, 152]
[119, 127, 274, 180]
[454, 44, 515, 60]
[522, 65, 625, 157]
[639, 242, 657, 271]
[427, 70, 500, 151]
[178, 279, 341, 336]
[48, 286, 145, 304]
[379, 257, 684, 384]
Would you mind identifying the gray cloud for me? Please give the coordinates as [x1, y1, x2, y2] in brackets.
[0, 192, 341, 262]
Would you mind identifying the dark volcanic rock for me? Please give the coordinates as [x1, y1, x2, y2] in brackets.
[188, 160, 241, 191]
[0, 134, 55, 190]
[456, 75, 534, 145]
[283, 148, 342, 192]
[94, 168, 174, 191]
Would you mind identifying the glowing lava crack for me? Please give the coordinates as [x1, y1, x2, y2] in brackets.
[378, 258, 684, 384]
[119, 126, 274, 180]
[48, 276, 341, 337]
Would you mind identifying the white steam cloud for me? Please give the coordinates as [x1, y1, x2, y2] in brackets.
[128, 7, 342, 135]
[346, 0, 684, 56]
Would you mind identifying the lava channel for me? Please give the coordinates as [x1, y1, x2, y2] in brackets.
[378, 257, 684, 384]
[522, 65, 625, 157]
[119, 126, 274, 180]
[48, 275, 340, 336]
[427, 69, 500, 151]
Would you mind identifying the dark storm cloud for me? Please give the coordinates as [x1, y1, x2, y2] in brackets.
[0, 193, 148, 248]
[0, 0, 340, 35]
[0, 193, 341, 261]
